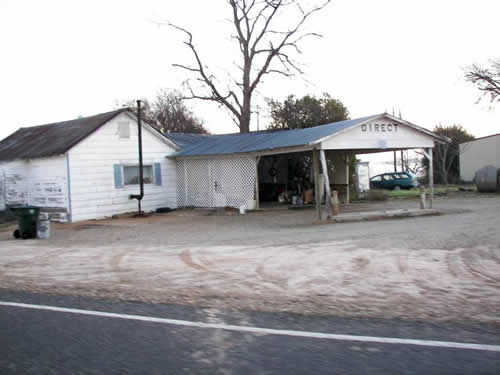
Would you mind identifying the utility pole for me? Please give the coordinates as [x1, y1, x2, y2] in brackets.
[129, 100, 144, 214]
[251, 105, 261, 131]
[256, 105, 260, 131]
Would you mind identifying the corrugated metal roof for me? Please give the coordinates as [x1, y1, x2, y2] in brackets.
[0, 109, 129, 161]
[173, 115, 379, 157]
[164, 133, 212, 148]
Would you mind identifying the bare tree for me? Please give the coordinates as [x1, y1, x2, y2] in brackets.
[169, 0, 331, 133]
[118, 90, 208, 134]
[383, 150, 423, 175]
[465, 59, 500, 105]
[400, 150, 424, 175]
[432, 125, 474, 186]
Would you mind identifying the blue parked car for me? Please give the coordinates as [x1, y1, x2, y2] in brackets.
[370, 172, 418, 190]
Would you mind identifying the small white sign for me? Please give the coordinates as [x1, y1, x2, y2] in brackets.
[355, 162, 370, 192]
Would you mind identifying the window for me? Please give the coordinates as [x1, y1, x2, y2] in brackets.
[114, 163, 162, 188]
[118, 121, 130, 139]
[123, 165, 153, 185]
[371, 175, 382, 181]
[382, 174, 393, 181]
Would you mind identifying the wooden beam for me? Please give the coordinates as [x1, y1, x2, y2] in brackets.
[345, 154, 350, 204]
[255, 156, 260, 210]
[428, 147, 434, 208]
[319, 149, 332, 219]
[312, 150, 321, 220]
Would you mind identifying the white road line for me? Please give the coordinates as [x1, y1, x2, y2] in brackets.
[1, 301, 499, 353]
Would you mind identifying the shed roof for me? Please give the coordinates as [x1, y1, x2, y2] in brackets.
[173, 114, 427, 157]
[0, 109, 131, 161]
[165, 133, 212, 148]
[459, 132, 500, 144]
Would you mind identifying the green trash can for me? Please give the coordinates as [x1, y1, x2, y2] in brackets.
[10, 206, 40, 239]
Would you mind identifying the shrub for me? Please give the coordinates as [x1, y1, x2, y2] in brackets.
[366, 190, 388, 201]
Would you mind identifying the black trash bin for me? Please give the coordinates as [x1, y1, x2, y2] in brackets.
[10, 206, 40, 239]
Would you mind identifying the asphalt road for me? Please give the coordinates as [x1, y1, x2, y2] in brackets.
[1, 290, 499, 375]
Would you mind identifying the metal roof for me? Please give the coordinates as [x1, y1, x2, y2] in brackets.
[164, 133, 212, 148]
[173, 114, 380, 157]
[0, 108, 130, 161]
[459, 132, 499, 144]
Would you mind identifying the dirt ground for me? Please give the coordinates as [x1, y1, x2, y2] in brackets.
[0, 193, 499, 323]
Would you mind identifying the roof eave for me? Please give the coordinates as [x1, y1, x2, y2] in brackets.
[172, 144, 315, 159]
[383, 113, 450, 143]
[311, 113, 450, 146]
[122, 111, 181, 151]
[309, 114, 384, 147]
[59, 108, 131, 155]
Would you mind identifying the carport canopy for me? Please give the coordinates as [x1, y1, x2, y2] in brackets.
[168, 113, 447, 218]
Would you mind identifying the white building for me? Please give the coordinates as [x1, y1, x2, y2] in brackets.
[459, 133, 500, 182]
[1, 110, 446, 222]
[0, 109, 178, 222]
[167, 113, 445, 219]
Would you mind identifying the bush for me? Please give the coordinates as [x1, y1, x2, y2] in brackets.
[366, 190, 388, 201]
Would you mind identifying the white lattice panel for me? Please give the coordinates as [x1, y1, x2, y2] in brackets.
[176, 157, 257, 209]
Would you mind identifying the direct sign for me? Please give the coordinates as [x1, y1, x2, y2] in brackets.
[361, 123, 399, 133]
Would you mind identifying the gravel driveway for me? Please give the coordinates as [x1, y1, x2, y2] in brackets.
[1, 194, 499, 323]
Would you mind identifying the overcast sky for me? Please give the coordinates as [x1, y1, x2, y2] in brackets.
[1, 0, 499, 147]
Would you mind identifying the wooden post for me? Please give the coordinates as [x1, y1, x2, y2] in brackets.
[312, 150, 321, 220]
[255, 156, 260, 209]
[319, 149, 332, 219]
[419, 186, 426, 209]
[428, 147, 434, 208]
[331, 190, 339, 216]
[183, 161, 188, 205]
[345, 154, 350, 204]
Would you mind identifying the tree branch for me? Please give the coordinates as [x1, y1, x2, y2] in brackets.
[168, 0, 331, 132]
[249, 0, 330, 92]
[168, 22, 242, 124]
[465, 59, 500, 103]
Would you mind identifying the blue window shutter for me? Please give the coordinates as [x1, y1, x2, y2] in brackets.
[154, 163, 162, 186]
[113, 164, 123, 188]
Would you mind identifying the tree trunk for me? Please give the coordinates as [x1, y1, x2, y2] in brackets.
[441, 167, 448, 185]
[240, 112, 250, 133]
[170, 1, 332, 135]
[240, 92, 251, 133]
[439, 159, 449, 186]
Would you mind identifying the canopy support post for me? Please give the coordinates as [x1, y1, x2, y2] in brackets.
[313, 149, 321, 220]
[427, 147, 434, 208]
[345, 154, 350, 204]
[255, 156, 260, 210]
[319, 149, 332, 219]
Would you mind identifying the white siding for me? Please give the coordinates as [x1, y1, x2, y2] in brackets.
[27, 156, 68, 209]
[0, 169, 4, 210]
[0, 156, 68, 215]
[0, 160, 28, 208]
[68, 113, 177, 222]
[460, 135, 500, 182]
